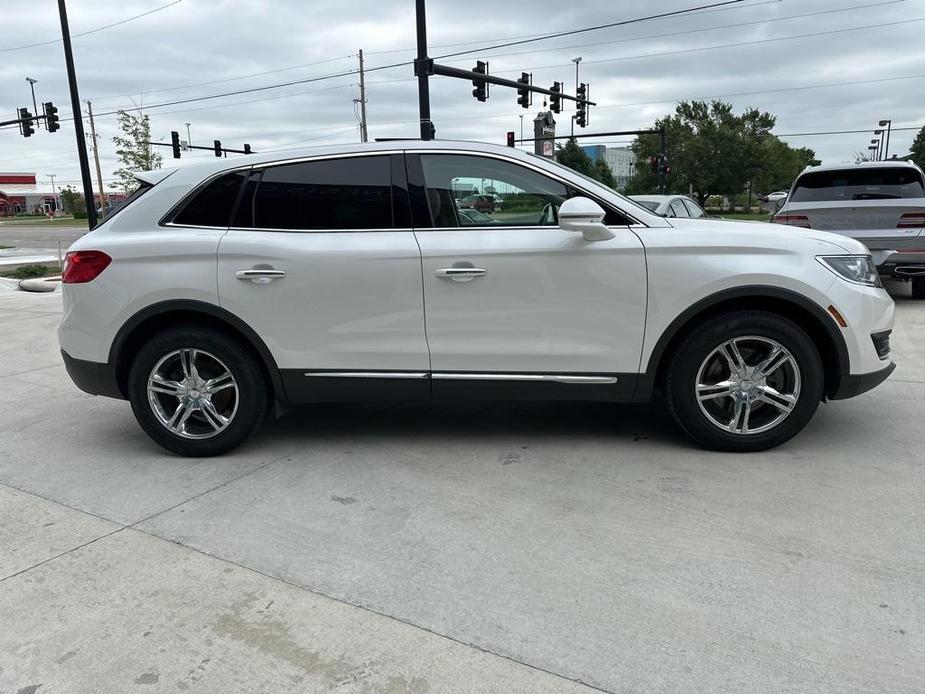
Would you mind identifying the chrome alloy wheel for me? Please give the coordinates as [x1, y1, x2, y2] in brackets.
[146, 348, 239, 439]
[695, 336, 801, 435]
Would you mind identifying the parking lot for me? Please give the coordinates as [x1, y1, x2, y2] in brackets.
[0, 283, 922, 693]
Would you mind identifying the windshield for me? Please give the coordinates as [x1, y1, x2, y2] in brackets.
[791, 167, 925, 202]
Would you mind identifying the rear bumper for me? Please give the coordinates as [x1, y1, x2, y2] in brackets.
[878, 251, 925, 278]
[61, 350, 124, 400]
[831, 362, 896, 400]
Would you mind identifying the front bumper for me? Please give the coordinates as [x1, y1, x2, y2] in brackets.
[831, 362, 896, 400]
[61, 350, 124, 400]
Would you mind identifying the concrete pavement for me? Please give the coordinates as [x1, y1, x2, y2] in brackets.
[0, 284, 922, 693]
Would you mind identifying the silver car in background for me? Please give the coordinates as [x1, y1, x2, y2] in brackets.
[774, 160, 925, 298]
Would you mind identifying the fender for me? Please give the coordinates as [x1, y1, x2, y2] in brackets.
[638, 285, 850, 399]
[109, 299, 288, 410]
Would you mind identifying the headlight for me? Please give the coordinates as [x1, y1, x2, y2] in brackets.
[816, 255, 882, 288]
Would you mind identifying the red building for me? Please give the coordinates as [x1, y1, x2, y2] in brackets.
[0, 172, 125, 216]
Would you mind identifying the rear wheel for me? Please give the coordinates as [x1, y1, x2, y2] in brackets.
[665, 311, 824, 452]
[128, 327, 268, 456]
[912, 277, 925, 300]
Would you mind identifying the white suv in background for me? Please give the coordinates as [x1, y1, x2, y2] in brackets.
[774, 160, 925, 297]
[59, 141, 895, 456]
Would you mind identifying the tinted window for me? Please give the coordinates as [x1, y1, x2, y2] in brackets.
[173, 171, 246, 226]
[250, 156, 392, 230]
[635, 200, 661, 212]
[791, 167, 925, 202]
[682, 198, 705, 218]
[669, 199, 689, 218]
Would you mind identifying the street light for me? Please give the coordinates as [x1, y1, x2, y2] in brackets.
[518, 114, 523, 142]
[870, 139, 881, 161]
[867, 145, 879, 161]
[185, 122, 192, 147]
[878, 119, 892, 159]
[571, 56, 582, 98]
[25, 77, 38, 121]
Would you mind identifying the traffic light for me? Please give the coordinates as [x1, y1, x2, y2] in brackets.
[506, 131, 515, 147]
[549, 82, 561, 113]
[170, 130, 181, 158]
[44, 102, 59, 133]
[516, 72, 530, 108]
[575, 83, 588, 128]
[19, 108, 34, 137]
[648, 155, 659, 174]
[471, 61, 488, 102]
[213, 140, 222, 157]
[243, 144, 252, 154]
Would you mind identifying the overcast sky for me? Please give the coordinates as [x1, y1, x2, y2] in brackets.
[1, 0, 923, 192]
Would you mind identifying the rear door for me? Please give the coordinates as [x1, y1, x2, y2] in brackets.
[783, 167, 925, 247]
[216, 153, 429, 402]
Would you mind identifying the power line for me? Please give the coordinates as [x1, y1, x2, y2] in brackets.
[0, 0, 183, 52]
[477, 16, 925, 75]
[52, 1, 749, 121]
[84, 54, 356, 105]
[432, 0, 748, 59]
[443, 0, 905, 63]
[364, 0, 784, 55]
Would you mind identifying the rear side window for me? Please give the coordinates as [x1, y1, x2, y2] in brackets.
[791, 167, 925, 202]
[173, 171, 247, 227]
[248, 156, 392, 230]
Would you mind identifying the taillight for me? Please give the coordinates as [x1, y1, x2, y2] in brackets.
[62, 250, 111, 284]
[897, 213, 925, 229]
[772, 214, 811, 228]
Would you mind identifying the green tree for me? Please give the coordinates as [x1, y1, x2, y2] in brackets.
[555, 138, 595, 177]
[59, 186, 86, 215]
[112, 109, 162, 193]
[909, 126, 925, 165]
[623, 100, 810, 205]
[592, 157, 617, 189]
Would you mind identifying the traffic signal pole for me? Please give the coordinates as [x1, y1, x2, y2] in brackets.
[414, 0, 433, 141]
[57, 0, 97, 230]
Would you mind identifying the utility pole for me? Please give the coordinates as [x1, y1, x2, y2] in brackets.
[658, 128, 667, 194]
[85, 101, 107, 214]
[357, 49, 369, 143]
[57, 0, 97, 229]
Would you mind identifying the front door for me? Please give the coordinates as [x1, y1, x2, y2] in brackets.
[217, 153, 429, 402]
[409, 152, 647, 400]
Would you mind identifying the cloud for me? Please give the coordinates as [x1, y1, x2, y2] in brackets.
[1, 0, 922, 188]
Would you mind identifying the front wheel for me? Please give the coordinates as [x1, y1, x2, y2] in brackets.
[128, 327, 268, 456]
[665, 311, 824, 452]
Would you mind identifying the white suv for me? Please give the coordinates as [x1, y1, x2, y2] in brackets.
[59, 141, 895, 456]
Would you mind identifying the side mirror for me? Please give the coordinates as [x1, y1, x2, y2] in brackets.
[557, 197, 615, 241]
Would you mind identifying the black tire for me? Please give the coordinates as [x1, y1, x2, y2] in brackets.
[128, 326, 268, 456]
[664, 310, 824, 452]
[912, 277, 925, 300]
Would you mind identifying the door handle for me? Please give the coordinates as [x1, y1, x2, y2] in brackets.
[435, 267, 487, 282]
[235, 269, 286, 284]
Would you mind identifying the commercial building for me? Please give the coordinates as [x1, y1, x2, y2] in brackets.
[0, 173, 58, 216]
[0, 172, 125, 216]
[580, 145, 636, 190]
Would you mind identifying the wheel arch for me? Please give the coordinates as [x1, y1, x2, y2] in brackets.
[110, 300, 288, 413]
[640, 286, 849, 401]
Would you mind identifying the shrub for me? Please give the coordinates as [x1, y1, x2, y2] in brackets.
[73, 210, 88, 219]
[10, 264, 54, 279]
